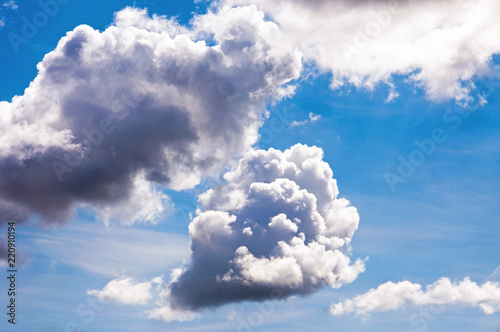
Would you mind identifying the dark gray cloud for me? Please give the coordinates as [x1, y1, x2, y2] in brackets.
[150, 145, 365, 320]
[0, 102, 196, 224]
[0, 237, 7, 265]
[0, 6, 301, 226]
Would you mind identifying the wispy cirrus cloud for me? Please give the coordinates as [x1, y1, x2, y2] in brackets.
[26, 222, 190, 278]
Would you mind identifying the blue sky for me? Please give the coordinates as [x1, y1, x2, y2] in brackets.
[1, 0, 500, 331]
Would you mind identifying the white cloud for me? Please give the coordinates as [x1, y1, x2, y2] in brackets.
[290, 112, 321, 127]
[2, 0, 17, 11]
[149, 268, 200, 322]
[330, 277, 500, 317]
[88, 276, 163, 305]
[149, 298, 199, 322]
[91, 173, 172, 226]
[153, 144, 365, 320]
[0, 17, 5, 28]
[227, 0, 500, 104]
[268, 213, 299, 233]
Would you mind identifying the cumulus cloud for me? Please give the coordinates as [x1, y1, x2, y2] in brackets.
[0, 6, 301, 226]
[330, 277, 500, 317]
[227, 0, 500, 103]
[88, 276, 163, 305]
[149, 144, 365, 321]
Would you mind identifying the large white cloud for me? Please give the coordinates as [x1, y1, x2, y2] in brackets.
[226, 0, 500, 104]
[150, 144, 365, 321]
[0, 6, 301, 225]
[330, 277, 500, 317]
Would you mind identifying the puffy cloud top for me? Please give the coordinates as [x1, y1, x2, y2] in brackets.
[151, 144, 365, 320]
